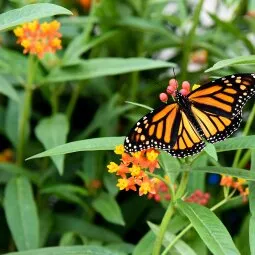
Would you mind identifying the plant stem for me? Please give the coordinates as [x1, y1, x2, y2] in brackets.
[162, 190, 236, 254]
[233, 103, 255, 167]
[66, 84, 81, 120]
[152, 201, 175, 255]
[152, 166, 190, 255]
[16, 55, 36, 165]
[180, 0, 204, 81]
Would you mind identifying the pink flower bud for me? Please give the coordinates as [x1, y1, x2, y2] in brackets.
[166, 85, 175, 95]
[182, 81, 191, 91]
[159, 93, 168, 102]
[180, 89, 189, 96]
[169, 79, 178, 89]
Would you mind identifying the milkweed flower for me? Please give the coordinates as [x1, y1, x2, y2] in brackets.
[107, 145, 163, 198]
[220, 175, 249, 201]
[13, 20, 62, 58]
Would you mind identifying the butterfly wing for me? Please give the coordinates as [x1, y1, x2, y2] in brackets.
[124, 103, 205, 158]
[187, 73, 255, 143]
[124, 103, 180, 152]
[188, 73, 255, 118]
[167, 109, 205, 157]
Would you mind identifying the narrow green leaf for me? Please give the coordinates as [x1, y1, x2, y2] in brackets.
[27, 136, 125, 160]
[133, 231, 155, 255]
[92, 192, 125, 226]
[39, 210, 53, 247]
[190, 166, 255, 181]
[3, 245, 121, 255]
[177, 199, 240, 255]
[59, 232, 77, 246]
[148, 222, 197, 255]
[0, 162, 40, 185]
[216, 136, 255, 152]
[250, 216, 255, 255]
[35, 114, 69, 175]
[249, 150, 255, 255]
[106, 243, 134, 255]
[63, 30, 120, 66]
[0, 3, 72, 31]
[54, 214, 122, 242]
[205, 55, 255, 72]
[40, 184, 88, 196]
[204, 143, 218, 161]
[45, 58, 176, 83]
[4, 176, 39, 251]
[0, 76, 19, 101]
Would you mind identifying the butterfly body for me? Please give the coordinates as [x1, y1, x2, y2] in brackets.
[124, 73, 255, 158]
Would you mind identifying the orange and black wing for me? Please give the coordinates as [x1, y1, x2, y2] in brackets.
[124, 103, 180, 152]
[124, 104, 205, 157]
[188, 73, 255, 143]
[166, 109, 205, 157]
[188, 73, 255, 118]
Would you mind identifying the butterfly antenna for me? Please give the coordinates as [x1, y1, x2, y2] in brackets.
[172, 68, 178, 90]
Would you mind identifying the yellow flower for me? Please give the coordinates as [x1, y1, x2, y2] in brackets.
[13, 27, 24, 37]
[237, 178, 246, 185]
[107, 162, 119, 173]
[114, 144, 124, 155]
[129, 165, 141, 177]
[117, 178, 129, 190]
[139, 182, 151, 195]
[192, 84, 201, 91]
[146, 150, 158, 161]
[131, 151, 142, 158]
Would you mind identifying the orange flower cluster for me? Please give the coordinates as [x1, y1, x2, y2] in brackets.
[0, 149, 13, 162]
[185, 189, 210, 205]
[220, 175, 249, 201]
[14, 20, 62, 58]
[107, 145, 166, 197]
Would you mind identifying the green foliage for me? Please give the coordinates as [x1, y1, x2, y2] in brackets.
[0, 0, 254, 254]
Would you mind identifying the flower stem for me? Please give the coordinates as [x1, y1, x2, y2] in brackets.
[16, 55, 37, 165]
[152, 167, 190, 255]
[233, 103, 255, 167]
[152, 201, 175, 255]
[66, 84, 81, 120]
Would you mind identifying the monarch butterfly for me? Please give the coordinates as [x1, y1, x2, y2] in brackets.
[124, 73, 255, 158]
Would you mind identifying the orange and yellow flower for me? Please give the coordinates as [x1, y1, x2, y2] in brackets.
[0, 149, 13, 162]
[14, 20, 62, 58]
[220, 175, 249, 201]
[107, 145, 163, 198]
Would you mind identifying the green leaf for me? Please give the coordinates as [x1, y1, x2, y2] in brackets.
[54, 214, 122, 243]
[189, 166, 255, 181]
[45, 58, 176, 83]
[204, 143, 218, 161]
[216, 136, 255, 152]
[35, 114, 69, 175]
[0, 3, 72, 31]
[0, 162, 40, 185]
[250, 216, 255, 255]
[133, 231, 155, 255]
[158, 151, 181, 182]
[125, 101, 153, 111]
[4, 176, 39, 251]
[27, 136, 124, 160]
[39, 209, 53, 247]
[177, 199, 240, 255]
[92, 192, 125, 226]
[0, 75, 19, 101]
[249, 150, 255, 255]
[148, 222, 197, 255]
[63, 30, 120, 66]
[205, 55, 255, 72]
[41, 184, 88, 197]
[3, 245, 121, 255]
[106, 243, 134, 255]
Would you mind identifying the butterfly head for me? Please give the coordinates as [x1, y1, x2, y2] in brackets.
[175, 90, 190, 108]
